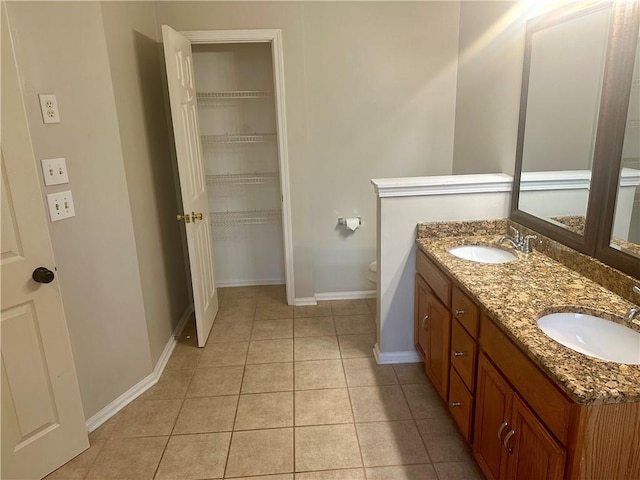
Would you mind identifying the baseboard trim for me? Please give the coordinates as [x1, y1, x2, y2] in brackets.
[373, 343, 422, 364]
[85, 305, 193, 433]
[217, 279, 285, 287]
[315, 290, 376, 301]
[294, 297, 318, 306]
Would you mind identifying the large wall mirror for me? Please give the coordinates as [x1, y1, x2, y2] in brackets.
[511, 1, 640, 278]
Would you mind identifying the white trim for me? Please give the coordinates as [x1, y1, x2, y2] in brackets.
[371, 173, 513, 198]
[373, 343, 422, 365]
[620, 167, 640, 187]
[217, 279, 285, 288]
[180, 28, 295, 307]
[520, 170, 591, 191]
[315, 290, 376, 301]
[295, 297, 318, 306]
[85, 306, 193, 432]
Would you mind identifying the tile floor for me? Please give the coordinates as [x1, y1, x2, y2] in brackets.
[46, 285, 483, 480]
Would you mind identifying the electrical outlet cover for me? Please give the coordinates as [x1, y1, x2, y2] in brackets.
[38, 94, 61, 124]
[41, 158, 69, 186]
[46, 190, 75, 222]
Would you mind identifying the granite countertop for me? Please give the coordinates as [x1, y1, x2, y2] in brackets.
[416, 234, 640, 406]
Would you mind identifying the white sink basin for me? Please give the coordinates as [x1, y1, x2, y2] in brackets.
[538, 312, 640, 364]
[447, 245, 517, 264]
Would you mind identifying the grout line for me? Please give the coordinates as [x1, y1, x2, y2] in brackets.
[343, 355, 367, 474]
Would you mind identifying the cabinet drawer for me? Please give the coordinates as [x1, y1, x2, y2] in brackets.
[452, 287, 479, 338]
[480, 315, 573, 445]
[416, 249, 451, 307]
[449, 367, 474, 443]
[451, 319, 477, 392]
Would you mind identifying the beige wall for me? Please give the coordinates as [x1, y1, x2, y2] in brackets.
[154, 1, 462, 296]
[100, 1, 189, 364]
[452, 1, 524, 175]
[5, 1, 154, 418]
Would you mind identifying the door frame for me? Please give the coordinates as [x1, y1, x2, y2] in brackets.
[182, 29, 295, 306]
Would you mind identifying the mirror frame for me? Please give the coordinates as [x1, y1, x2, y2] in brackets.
[511, 1, 640, 278]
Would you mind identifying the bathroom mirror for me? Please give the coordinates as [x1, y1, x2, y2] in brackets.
[511, 1, 640, 278]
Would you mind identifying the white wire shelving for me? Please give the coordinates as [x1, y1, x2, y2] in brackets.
[206, 172, 280, 186]
[197, 91, 274, 101]
[210, 209, 281, 226]
[201, 134, 276, 144]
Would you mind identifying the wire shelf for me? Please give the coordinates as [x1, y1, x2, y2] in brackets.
[206, 173, 280, 186]
[210, 209, 282, 226]
[201, 134, 276, 144]
[197, 91, 274, 100]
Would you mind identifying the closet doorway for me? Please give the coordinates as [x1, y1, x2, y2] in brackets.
[162, 27, 294, 346]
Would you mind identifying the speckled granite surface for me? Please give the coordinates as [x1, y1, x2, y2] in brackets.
[416, 231, 640, 405]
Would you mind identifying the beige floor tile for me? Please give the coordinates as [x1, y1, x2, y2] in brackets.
[187, 366, 244, 397]
[393, 363, 428, 384]
[365, 464, 437, 480]
[294, 359, 346, 390]
[330, 300, 370, 316]
[295, 469, 365, 479]
[416, 417, 473, 463]
[366, 298, 377, 316]
[433, 462, 484, 480]
[215, 304, 256, 323]
[247, 338, 294, 364]
[254, 285, 287, 304]
[401, 384, 447, 419]
[139, 369, 193, 400]
[294, 388, 353, 426]
[210, 321, 253, 343]
[294, 336, 341, 361]
[199, 341, 249, 367]
[220, 297, 257, 310]
[112, 399, 181, 438]
[172, 395, 238, 434]
[333, 315, 376, 335]
[235, 392, 294, 430]
[342, 358, 398, 386]
[252, 319, 293, 340]
[255, 303, 294, 320]
[295, 424, 362, 472]
[234, 476, 293, 480]
[356, 420, 429, 467]
[225, 428, 294, 477]
[349, 386, 412, 422]
[166, 342, 202, 371]
[45, 439, 106, 479]
[293, 302, 332, 318]
[338, 334, 375, 358]
[294, 316, 336, 337]
[242, 362, 294, 393]
[88, 413, 124, 441]
[86, 436, 167, 480]
[155, 432, 231, 480]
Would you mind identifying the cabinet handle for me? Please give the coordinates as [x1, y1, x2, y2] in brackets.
[497, 421, 508, 441]
[451, 401, 462, 407]
[503, 429, 515, 453]
[454, 351, 464, 357]
[455, 309, 465, 316]
[422, 314, 429, 329]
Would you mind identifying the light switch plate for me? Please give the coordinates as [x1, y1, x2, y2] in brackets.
[41, 158, 69, 186]
[46, 191, 75, 221]
[38, 94, 61, 124]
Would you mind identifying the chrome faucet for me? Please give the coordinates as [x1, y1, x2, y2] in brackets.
[625, 286, 640, 323]
[498, 227, 537, 254]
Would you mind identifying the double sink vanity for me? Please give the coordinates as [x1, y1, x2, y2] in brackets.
[414, 219, 639, 480]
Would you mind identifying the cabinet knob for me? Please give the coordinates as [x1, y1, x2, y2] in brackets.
[451, 401, 462, 407]
[422, 314, 429, 329]
[503, 429, 515, 453]
[455, 309, 465, 316]
[454, 351, 464, 357]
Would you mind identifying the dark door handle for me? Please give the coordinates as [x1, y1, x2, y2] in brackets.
[32, 267, 55, 284]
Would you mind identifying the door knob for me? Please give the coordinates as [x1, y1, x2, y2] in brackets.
[191, 212, 203, 221]
[177, 213, 191, 223]
[32, 267, 55, 284]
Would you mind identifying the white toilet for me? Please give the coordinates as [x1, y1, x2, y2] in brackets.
[367, 261, 377, 286]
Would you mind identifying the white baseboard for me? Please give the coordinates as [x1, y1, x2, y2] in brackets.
[85, 305, 193, 433]
[217, 279, 285, 287]
[294, 297, 318, 306]
[373, 343, 422, 364]
[315, 290, 376, 301]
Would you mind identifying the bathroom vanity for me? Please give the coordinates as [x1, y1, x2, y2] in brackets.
[414, 220, 639, 480]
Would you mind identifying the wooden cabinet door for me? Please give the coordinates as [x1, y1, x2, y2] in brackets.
[505, 396, 565, 480]
[414, 276, 429, 361]
[474, 354, 513, 480]
[425, 290, 451, 401]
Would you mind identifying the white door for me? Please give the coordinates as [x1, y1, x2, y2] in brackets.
[162, 25, 219, 347]
[1, 7, 89, 479]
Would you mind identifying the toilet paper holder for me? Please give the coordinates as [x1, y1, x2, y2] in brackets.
[337, 217, 361, 226]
